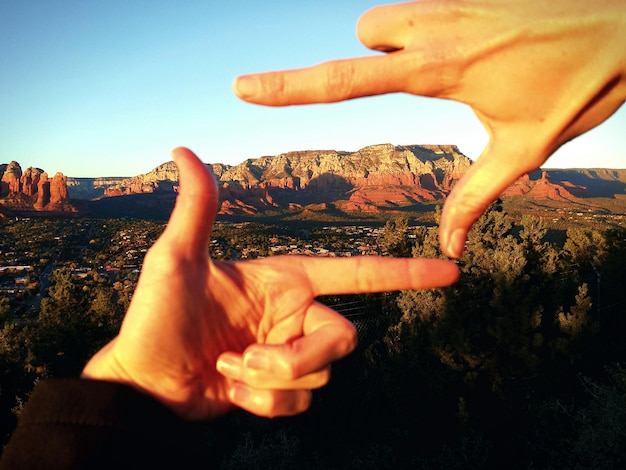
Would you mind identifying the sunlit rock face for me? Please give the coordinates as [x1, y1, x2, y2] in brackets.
[1, 161, 23, 196]
[211, 144, 472, 215]
[21, 167, 45, 196]
[0, 161, 75, 213]
[96, 144, 473, 216]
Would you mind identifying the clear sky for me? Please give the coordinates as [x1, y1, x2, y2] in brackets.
[1, 0, 624, 178]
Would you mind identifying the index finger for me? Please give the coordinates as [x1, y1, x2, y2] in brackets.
[232, 54, 407, 106]
[298, 256, 459, 296]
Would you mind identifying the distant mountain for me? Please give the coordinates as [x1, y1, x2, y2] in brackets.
[68, 144, 471, 218]
[3, 144, 625, 219]
[531, 168, 626, 198]
[66, 177, 128, 200]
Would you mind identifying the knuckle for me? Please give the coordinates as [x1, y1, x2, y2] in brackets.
[256, 72, 289, 104]
[416, 48, 465, 97]
[446, 191, 488, 223]
[323, 60, 357, 102]
[268, 347, 301, 381]
[264, 390, 312, 418]
[281, 357, 301, 381]
[354, 257, 375, 292]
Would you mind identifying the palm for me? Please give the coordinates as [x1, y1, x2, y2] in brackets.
[125, 254, 326, 418]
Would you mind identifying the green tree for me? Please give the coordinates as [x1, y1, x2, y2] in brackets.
[557, 284, 594, 336]
[563, 227, 607, 268]
[27, 268, 96, 376]
[0, 296, 31, 449]
[566, 363, 626, 467]
[379, 203, 602, 455]
[88, 286, 122, 336]
[378, 215, 414, 257]
[0, 296, 9, 324]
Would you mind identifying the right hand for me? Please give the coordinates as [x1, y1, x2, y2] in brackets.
[233, 0, 626, 257]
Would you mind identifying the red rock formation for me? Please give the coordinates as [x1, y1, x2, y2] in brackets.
[502, 174, 533, 197]
[1, 161, 22, 196]
[503, 171, 578, 200]
[527, 175, 576, 200]
[21, 167, 44, 196]
[1, 161, 74, 213]
[219, 199, 258, 215]
[34, 172, 50, 210]
[49, 172, 69, 207]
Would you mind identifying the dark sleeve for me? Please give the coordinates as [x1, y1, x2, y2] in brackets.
[0, 378, 219, 470]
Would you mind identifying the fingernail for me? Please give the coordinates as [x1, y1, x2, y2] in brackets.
[448, 228, 467, 258]
[244, 350, 269, 371]
[216, 356, 241, 377]
[233, 76, 258, 100]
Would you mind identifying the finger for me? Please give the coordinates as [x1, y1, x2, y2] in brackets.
[162, 147, 219, 253]
[233, 53, 412, 106]
[217, 352, 331, 390]
[298, 257, 459, 296]
[228, 383, 312, 418]
[266, 301, 357, 374]
[439, 138, 547, 258]
[219, 302, 357, 382]
[357, 2, 423, 52]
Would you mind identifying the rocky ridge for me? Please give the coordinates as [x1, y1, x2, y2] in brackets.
[94, 144, 473, 215]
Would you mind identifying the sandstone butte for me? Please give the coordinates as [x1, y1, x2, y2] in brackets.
[2, 143, 624, 217]
[0, 161, 75, 216]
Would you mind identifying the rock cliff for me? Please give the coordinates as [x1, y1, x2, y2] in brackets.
[0, 161, 76, 214]
[98, 144, 474, 215]
[100, 161, 181, 196]
[67, 176, 128, 200]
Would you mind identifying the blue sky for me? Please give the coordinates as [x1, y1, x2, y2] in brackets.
[1, 0, 624, 178]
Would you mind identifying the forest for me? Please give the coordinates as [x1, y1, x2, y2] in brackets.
[1, 204, 625, 468]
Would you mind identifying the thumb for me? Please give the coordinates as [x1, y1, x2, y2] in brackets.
[439, 138, 547, 258]
[162, 147, 219, 254]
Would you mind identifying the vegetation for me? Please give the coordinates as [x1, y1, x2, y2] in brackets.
[1, 208, 625, 467]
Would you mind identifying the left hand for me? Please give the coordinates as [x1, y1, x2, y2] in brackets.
[82, 147, 459, 420]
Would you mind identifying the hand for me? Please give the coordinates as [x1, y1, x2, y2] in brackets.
[233, 0, 626, 257]
[82, 147, 459, 420]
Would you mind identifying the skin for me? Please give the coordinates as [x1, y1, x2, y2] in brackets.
[232, 0, 626, 258]
[82, 147, 459, 420]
